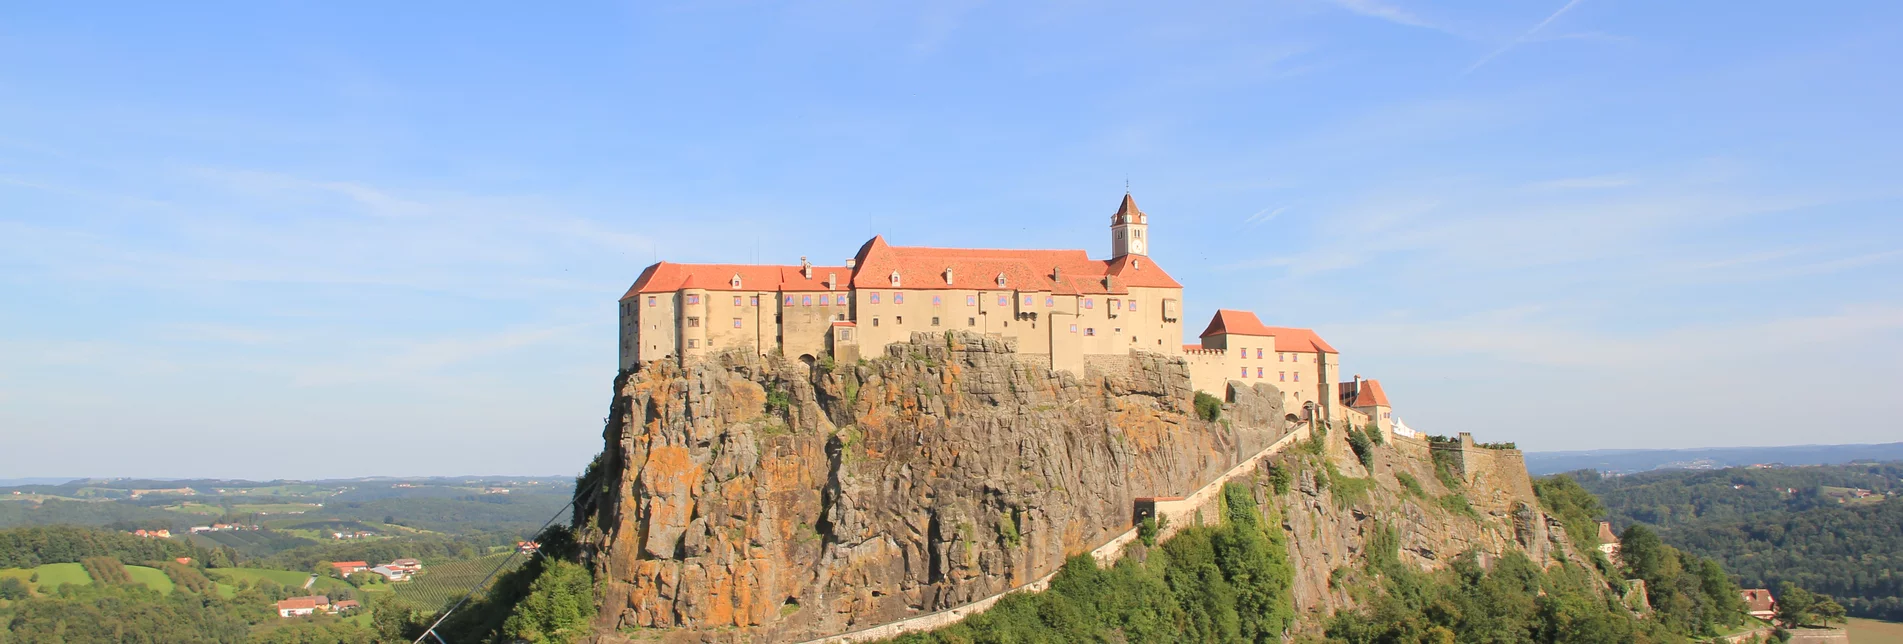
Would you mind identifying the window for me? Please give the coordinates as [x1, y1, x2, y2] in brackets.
[1045, 297, 1054, 307]
[871, 293, 881, 304]
[998, 295, 1008, 306]
[785, 295, 796, 306]
[687, 339, 699, 348]
[932, 295, 942, 306]
[733, 296, 743, 306]
[1085, 328, 1095, 336]
[1084, 298, 1094, 309]
[872, 318, 880, 327]
[1257, 367, 1263, 378]
[967, 295, 977, 306]
[1112, 299, 1121, 310]
[687, 317, 700, 328]
[1129, 300, 1137, 312]
[802, 295, 812, 306]
[1241, 367, 1248, 378]
[894, 292, 905, 304]
[750, 296, 760, 306]
[931, 317, 940, 326]
[840, 329, 853, 342]
[896, 316, 904, 325]
[686, 294, 700, 304]
[1070, 324, 1078, 333]
[1294, 372, 1300, 382]
[968, 317, 976, 326]
[1278, 353, 1284, 362]
[1256, 348, 1263, 359]
[1023, 295, 1033, 306]
[732, 318, 742, 328]
[1279, 372, 1286, 382]
[1239, 348, 1247, 358]
[647, 296, 656, 307]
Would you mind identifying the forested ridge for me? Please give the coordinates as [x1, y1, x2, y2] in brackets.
[1576, 462, 1903, 621]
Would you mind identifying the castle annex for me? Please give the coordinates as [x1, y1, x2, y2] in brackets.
[617, 194, 1398, 427]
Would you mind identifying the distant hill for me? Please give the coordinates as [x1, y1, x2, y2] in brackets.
[1525, 442, 1903, 475]
[0, 478, 78, 487]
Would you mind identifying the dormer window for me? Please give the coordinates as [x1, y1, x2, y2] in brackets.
[995, 273, 1007, 287]
[944, 267, 954, 285]
[827, 272, 837, 290]
[1131, 258, 1141, 270]
[889, 270, 901, 287]
[730, 274, 743, 289]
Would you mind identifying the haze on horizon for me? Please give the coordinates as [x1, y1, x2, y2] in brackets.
[2, 1, 1899, 480]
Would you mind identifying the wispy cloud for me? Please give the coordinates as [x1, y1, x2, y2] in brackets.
[1242, 205, 1287, 228]
[1462, 0, 1586, 75]
[1319, 0, 1460, 36]
[1528, 174, 1634, 190]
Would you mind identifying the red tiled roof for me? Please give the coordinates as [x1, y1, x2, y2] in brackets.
[1182, 344, 1203, 352]
[831, 321, 857, 327]
[1197, 310, 1338, 353]
[332, 561, 368, 568]
[849, 235, 1181, 295]
[1741, 589, 1775, 613]
[277, 598, 319, 611]
[1112, 193, 1145, 225]
[1339, 379, 1390, 408]
[622, 197, 1184, 300]
[622, 262, 850, 298]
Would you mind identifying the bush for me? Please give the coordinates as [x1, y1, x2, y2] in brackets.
[1365, 421, 1385, 446]
[1346, 428, 1375, 469]
[1193, 391, 1222, 422]
[1268, 464, 1293, 495]
[1395, 472, 1425, 498]
[0, 577, 28, 599]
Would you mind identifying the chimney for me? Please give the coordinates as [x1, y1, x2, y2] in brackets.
[845, 258, 856, 269]
[827, 272, 837, 290]
[800, 256, 812, 279]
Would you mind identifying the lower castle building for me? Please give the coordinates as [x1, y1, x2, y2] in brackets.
[618, 193, 1397, 428]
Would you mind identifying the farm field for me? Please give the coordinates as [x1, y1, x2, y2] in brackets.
[28, 562, 90, 589]
[124, 565, 174, 593]
[205, 567, 350, 594]
[390, 553, 521, 609]
[1848, 618, 1903, 643]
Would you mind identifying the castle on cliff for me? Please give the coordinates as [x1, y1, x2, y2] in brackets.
[618, 194, 1398, 432]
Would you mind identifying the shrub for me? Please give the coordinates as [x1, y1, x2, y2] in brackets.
[764, 385, 792, 414]
[1137, 516, 1160, 547]
[1395, 472, 1425, 498]
[1268, 464, 1293, 495]
[1193, 391, 1222, 422]
[1365, 421, 1384, 445]
[1346, 428, 1374, 469]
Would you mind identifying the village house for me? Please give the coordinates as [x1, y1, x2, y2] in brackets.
[618, 194, 1408, 434]
[386, 558, 423, 574]
[130, 528, 171, 539]
[1596, 521, 1623, 565]
[275, 597, 321, 618]
[1742, 588, 1777, 620]
[331, 561, 369, 576]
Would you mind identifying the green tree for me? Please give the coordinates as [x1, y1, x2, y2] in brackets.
[498, 560, 596, 643]
[1194, 391, 1222, 422]
[0, 576, 28, 599]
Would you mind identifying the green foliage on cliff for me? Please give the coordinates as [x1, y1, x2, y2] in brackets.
[1345, 428, 1374, 469]
[1193, 391, 1222, 422]
[892, 483, 1295, 643]
[1617, 524, 1746, 636]
[1534, 474, 1608, 551]
[1326, 550, 1652, 644]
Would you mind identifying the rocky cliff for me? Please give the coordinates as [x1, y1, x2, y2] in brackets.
[574, 332, 1292, 642]
[573, 332, 1595, 642]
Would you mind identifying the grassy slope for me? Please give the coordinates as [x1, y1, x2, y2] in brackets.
[125, 565, 175, 593]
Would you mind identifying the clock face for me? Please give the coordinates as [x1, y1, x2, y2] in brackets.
[1132, 241, 1145, 254]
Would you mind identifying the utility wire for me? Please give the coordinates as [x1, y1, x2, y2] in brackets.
[411, 474, 604, 644]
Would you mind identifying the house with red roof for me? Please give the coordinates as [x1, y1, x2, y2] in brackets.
[1183, 309, 1342, 422]
[1338, 375, 1393, 435]
[276, 597, 320, 617]
[330, 561, 369, 576]
[1741, 588, 1777, 620]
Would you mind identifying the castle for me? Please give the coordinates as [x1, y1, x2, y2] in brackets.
[618, 194, 1396, 429]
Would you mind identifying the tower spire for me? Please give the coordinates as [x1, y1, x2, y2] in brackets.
[1110, 192, 1149, 258]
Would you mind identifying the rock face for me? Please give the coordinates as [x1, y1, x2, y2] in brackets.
[1263, 425, 1599, 628]
[574, 332, 1289, 642]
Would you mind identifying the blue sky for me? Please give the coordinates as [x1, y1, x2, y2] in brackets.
[2, 1, 1899, 479]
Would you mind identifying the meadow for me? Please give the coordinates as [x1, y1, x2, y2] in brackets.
[1846, 618, 1903, 643]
